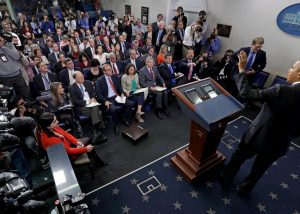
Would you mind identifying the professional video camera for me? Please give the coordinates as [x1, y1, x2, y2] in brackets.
[0, 84, 14, 109]
[52, 193, 89, 214]
[0, 171, 46, 214]
[0, 31, 13, 43]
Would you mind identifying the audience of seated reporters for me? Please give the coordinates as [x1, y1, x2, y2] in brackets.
[54, 52, 67, 74]
[139, 57, 169, 120]
[69, 71, 107, 138]
[141, 46, 157, 65]
[114, 43, 125, 61]
[121, 64, 146, 123]
[107, 52, 124, 76]
[124, 49, 144, 71]
[157, 44, 168, 65]
[93, 44, 110, 65]
[36, 82, 83, 138]
[37, 112, 107, 166]
[96, 64, 135, 134]
[59, 58, 82, 92]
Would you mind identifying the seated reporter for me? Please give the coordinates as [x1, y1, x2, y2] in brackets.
[121, 63, 146, 123]
[36, 82, 83, 138]
[37, 112, 107, 166]
[96, 64, 135, 134]
[69, 71, 107, 138]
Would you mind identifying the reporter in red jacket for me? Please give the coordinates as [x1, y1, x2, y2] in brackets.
[37, 112, 107, 166]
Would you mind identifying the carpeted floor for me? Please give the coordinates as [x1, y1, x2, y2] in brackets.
[84, 116, 300, 214]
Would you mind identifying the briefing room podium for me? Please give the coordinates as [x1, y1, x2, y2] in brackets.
[171, 78, 244, 182]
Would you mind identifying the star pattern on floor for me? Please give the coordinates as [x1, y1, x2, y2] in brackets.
[112, 187, 120, 195]
[206, 208, 216, 214]
[91, 197, 100, 206]
[173, 201, 182, 210]
[121, 205, 130, 214]
[163, 161, 170, 168]
[205, 181, 213, 188]
[290, 173, 299, 180]
[256, 202, 267, 212]
[279, 182, 289, 189]
[160, 184, 168, 191]
[130, 178, 138, 185]
[189, 190, 198, 198]
[142, 195, 150, 202]
[268, 192, 278, 200]
[176, 175, 183, 182]
[148, 170, 155, 176]
[221, 196, 231, 205]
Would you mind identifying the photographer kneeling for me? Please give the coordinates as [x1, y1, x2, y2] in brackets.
[37, 112, 108, 167]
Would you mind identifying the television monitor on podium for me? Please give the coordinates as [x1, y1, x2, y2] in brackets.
[184, 83, 219, 104]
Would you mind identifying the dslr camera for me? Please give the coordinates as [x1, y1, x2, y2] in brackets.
[0, 31, 13, 43]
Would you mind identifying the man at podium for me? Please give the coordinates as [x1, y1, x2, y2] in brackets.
[219, 52, 300, 196]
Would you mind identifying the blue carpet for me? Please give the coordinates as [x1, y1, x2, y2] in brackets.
[85, 116, 300, 214]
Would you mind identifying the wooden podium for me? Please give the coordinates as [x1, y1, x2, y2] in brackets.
[171, 78, 244, 182]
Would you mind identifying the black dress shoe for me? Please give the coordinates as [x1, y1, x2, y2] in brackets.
[155, 111, 164, 120]
[114, 125, 119, 135]
[96, 161, 108, 167]
[163, 109, 170, 117]
[93, 132, 108, 145]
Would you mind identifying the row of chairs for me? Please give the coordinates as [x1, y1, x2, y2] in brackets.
[250, 71, 289, 89]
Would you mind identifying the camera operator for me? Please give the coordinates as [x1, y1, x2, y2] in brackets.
[182, 23, 202, 57]
[172, 6, 187, 29]
[204, 28, 221, 58]
[0, 30, 30, 99]
[162, 27, 177, 57]
[194, 10, 209, 56]
[12, 96, 49, 170]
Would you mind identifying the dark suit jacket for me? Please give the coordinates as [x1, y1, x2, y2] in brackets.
[154, 29, 166, 47]
[33, 72, 58, 94]
[84, 46, 96, 60]
[95, 75, 124, 104]
[59, 67, 83, 92]
[53, 34, 63, 43]
[124, 58, 144, 72]
[42, 46, 52, 57]
[158, 62, 177, 88]
[143, 31, 156, 45]
[106, 60, 124, 75]
[139, 66, 164, 88]
[231, 47, 267, 75]
[178, 58, 197, 79]
[69, 80, 96, 115]
[151, 22, 159, 33]
[235, 73, 300, 157]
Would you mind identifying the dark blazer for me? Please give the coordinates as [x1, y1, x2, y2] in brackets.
[33, 72, 58, 94]
[84, 46, 96, 60]
[48, 52, 59, 65]
[106, 60, 124, 75]
[139, 66, 164, 88]
[154, 29, 166, 47]
[232, 47, 267, 75]
[74, 37, 83, 45]
[42, 46, 52, 57]
[178, 58, 197, 79]
[158, 62, 177, 88]
[143, 31, 156, 45]
[235, 73, 300, 157]
[124, 58, 144, 72]
[95, 75, 125, 104]
[59, 67, 83, 92]
[69, 80, 96, 115]
[53, 34, 63, 43]
[151, 22, 159, 33]
[53, 61, 66, 74]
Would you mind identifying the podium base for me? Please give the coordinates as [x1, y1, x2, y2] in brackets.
[171, 148, 226, 182]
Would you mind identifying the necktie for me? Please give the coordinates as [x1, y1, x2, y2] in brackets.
[245, 52, 255, 71]
[79, 84, 85, 97]
[168, 64, 176, 85]
[77, 38, 80, 45]
[188, 60, 193, 81]
[149, 68, 154, 80]
[107, 45, 111, 52]
[121, 42, 125, 53]
[108, 77, 119, 96]
[43, 74, 50, 90]
[156, 30, 162, 46]
[55, 53, 58, 62]
[181, 30, 184, 40]
[112, 63, 118, 74]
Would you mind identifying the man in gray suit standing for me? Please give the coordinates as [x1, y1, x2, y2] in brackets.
[219, 51, 300, 196]
[139, 57, 169, 119]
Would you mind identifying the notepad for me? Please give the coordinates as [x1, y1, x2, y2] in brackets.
[86, 102, 100, 107]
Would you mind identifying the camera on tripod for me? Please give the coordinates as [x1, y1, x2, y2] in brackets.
[53, 193, 89, 214]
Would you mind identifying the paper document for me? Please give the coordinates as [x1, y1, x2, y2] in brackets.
[174, 73, 184, 80]
[115, 96, 126, 104]
[133, 88, 148, 94]
[154, 86, 167, 91]
[86, 102, 100, 107]
[59, 104, 73, 110]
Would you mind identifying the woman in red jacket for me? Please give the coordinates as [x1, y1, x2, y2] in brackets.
[37, 112, 107, 166]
